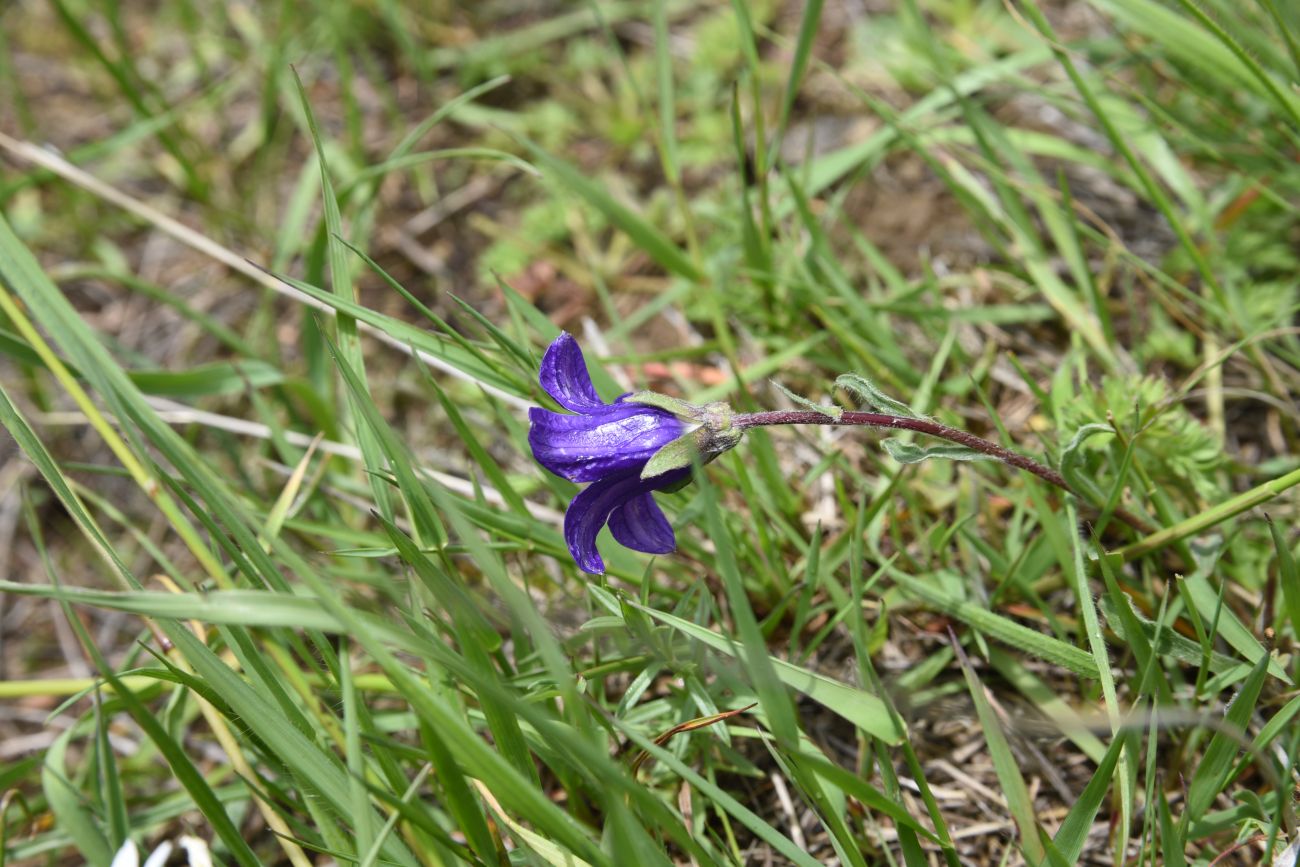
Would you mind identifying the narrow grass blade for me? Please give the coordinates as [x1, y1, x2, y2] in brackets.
[1093, 0, 1300, 127]
[886, 568, 1098, 678]
[952, 635, 1046, 864]
[1115, 466, 1300, 561]
[517, 136, 702, 282]
[42, 729, 112, 867]
[795, 753, 941, 845]
[30, 532, 266, 867]
[290, 65, 392, 541]
[1064, 497, 1131, 845]
[1051, 732, 1129, 863]
[1183, 653, 1270, 822]
[1097, 590, 1279, 685]
[1183, 570, 1291, 683]
[473, 781, 593, 867]
[631, 602, 903, 743]
[1268, 515, 1300, 640]
[612, 719, 823, 867]
[775, 0, 825, 147]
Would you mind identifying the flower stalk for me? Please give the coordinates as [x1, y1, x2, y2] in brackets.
[528, 332, 1156, 572]
[734, 409, 1154, 535]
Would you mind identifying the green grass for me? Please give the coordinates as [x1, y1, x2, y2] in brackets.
[1, 1, 1299, 864]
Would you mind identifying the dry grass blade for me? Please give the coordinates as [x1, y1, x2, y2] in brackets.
[628, 703, 758, 778]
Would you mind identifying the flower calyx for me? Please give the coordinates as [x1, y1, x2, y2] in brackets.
[625, 391, 745, 480]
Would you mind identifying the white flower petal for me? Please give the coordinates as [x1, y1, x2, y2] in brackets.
[141, 840, 173, 867]
[110, 840, 139, 867]
[178, 836, 213, 867]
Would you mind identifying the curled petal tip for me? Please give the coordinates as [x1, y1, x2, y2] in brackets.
[539, 332, 604, 412]
[563, 468, 688, 574]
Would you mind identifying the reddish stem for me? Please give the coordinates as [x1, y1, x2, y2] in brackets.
[734, 410, 1152, 534]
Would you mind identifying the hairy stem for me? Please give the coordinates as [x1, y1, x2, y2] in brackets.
[734, 410, 1153, 534]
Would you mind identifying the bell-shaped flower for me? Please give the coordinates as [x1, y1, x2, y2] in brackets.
[528, 333, 689, 573]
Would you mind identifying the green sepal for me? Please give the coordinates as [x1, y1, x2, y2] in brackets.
[641, 425, 747, 480]
[657, 474, 695, 493]
[625, 391, 703, 418]
[641, 434, 700, 479]
[881, 439, 995, 464]
[626, 390, 744, 479]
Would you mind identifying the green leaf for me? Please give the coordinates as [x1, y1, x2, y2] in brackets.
[1114, 466, 1300, 562]
[1158, 784, 1188, 867]
[797, 47, 1052, 199]
[611, 718, 823, 867]
[1052, 733, 1130, 863]
[1182, 565, 1291, 684]
[796, 753, 941, 844]
[0, 580, 440, 656]
[31, 517, 267, 867]
[1063, 497, 1130, 835]
[887, 569, 1099, 678]
[775, 0, 826, 145]
[1097, 592, 1280, 684]
[291, 66, 392, 564]
[835, 373, 921, 418]
[954, 640, 1046, 864]
[0, 185, 423, 867]
[1090, 0, 1300, 127]
[1184, 653, 1271, 822]
[623, 390, 700, 417]
[630, 601, 904, 743]
[880, 439, 996, 465]
[475, 781, 594, 867]
[42, 728, 112, 867]
[771, 380, 842, 421]
[126, 360, 286, 396]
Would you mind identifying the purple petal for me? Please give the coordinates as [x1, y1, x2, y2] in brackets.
[528, 405, 684, 482]
[564, 468, 689, 573]
[539, 332, 605, 412]
[608, 493, 676, 555]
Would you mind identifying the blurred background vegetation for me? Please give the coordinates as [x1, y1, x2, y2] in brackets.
[1, 0, 1299, 864]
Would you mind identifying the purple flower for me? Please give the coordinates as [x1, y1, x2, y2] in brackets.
[528, 333, 689, 573]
